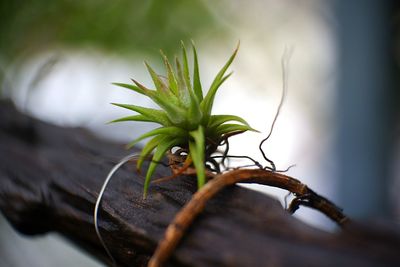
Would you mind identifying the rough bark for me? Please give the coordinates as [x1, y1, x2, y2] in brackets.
[0, 100, 399, 267]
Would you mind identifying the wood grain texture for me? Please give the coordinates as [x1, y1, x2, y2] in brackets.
[0, 100, 399, 267]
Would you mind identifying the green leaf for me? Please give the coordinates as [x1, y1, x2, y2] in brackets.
[145, 62, 180, 109]
[111, 103, 172, 126]
[112, 82, 148, 96]
[208, 114, 250, 129]
[189, 126, 205, 188]
[187, 95, 202, 130]
[129, 78, 183, 110]
[200, 72, 233, 123]
[191, 41, 203, 101]
[201, 43, 239, 118]
[143, 137, 180, 198]
[181, 41, 192, 92]
[125, 80, 186, 124]
[136, 135, 164, 173]
[215, 123, 256, 137]
[145, 62, 183, 109]
[161, 51, 179, 96]
[209, 43, 239, 91]
[126, 126, 187, 149]
[186, 78, 203, 129]
[175, 57, 190, 107]
[178, 42, 203, 128]
[144, 62, 168, 93]
[130, 78, 153, 93]
[108, 114, 155, 124]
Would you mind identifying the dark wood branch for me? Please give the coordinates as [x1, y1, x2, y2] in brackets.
[0, 100, 399, 267]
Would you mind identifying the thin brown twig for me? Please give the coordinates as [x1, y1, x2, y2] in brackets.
[152, 158, 193, 184]
[148, 169, 348, 267]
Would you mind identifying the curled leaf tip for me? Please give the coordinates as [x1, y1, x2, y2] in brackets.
[236, 40, 241, 50]
[131, 78, 149, 90]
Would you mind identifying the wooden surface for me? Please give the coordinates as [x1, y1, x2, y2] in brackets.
[0, 100, 399, 267]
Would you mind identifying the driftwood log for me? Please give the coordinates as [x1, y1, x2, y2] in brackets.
[0, 100, 399, 267]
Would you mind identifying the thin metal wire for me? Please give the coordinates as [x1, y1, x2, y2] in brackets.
[94, 153, 139, 267]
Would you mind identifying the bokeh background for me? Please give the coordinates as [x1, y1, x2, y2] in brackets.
[1, 0, 399, 266]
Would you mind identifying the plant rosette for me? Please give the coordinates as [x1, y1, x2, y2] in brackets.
[111, 41, 256, 197]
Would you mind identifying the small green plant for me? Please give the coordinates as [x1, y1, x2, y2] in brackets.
[111, 42, 256, 197]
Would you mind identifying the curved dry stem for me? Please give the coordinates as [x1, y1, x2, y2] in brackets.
[259, 47, 293, 171]
[148, 169, 348, 267]
[94, 153, 139, 267]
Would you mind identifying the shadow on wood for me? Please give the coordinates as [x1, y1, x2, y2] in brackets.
[0, 100, 399, 267]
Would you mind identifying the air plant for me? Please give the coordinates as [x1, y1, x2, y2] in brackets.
[111, 42, 256, 197]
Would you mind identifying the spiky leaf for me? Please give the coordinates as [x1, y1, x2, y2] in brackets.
[215, 123, 256, 137]
[161, 51, 179, 96]
[111, 103, 172, 126]
[208, 114, 250, 129]
[181, 41, 192, 92]
[143, 137, 181, 197]
[136, 135, 164, 172]
[189, 126, 205, 188]
[200, 72, 233, 124]
[109, 115, 155, 124]
[191, 41, 203, 101]
[126, 126, 187, 148]
[201, 43, 239, 120]
[112, 82, 148, 96]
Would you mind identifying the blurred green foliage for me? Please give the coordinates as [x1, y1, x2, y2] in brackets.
[0, 0, 225, 62]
